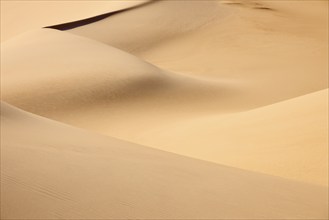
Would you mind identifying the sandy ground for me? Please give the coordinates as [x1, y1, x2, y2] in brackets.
[0, 0, 147, 42]
[1, 0, 328, 219]
[1, 102, 328, 219]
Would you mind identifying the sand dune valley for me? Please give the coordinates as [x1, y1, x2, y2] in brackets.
[0, 0, 328, 219]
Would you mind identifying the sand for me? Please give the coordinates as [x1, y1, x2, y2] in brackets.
[1, 102, 328, 219]
[1, 0, 328, 219]
[0, 0, 147, 42]
[134, 89, 329, 186]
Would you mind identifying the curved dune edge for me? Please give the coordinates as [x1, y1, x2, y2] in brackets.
[45, 1, 154, 31]
[1, 28, 328, 185]
[68, 0, 226, 53]
[134, 89, 329, 186]
[1, 28, 244, 117]
[1, 102, 328, 219]
[0, 0, 148, 42]
[0, 0, 328, 218]
[68, 0, 328, 99]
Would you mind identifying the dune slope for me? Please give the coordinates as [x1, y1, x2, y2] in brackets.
[1, 27, 328, 185]
[1, 102, 328, 219]
[69, 0, 328, 105]
[0, 1, 328, 218]
[0, 0, 148, 42]
[133, 89, 329, 186]
[0, 28, 247, 128]
[69, 0, 223, 53]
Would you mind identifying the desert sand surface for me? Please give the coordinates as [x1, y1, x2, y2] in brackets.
[0, 0, 147, 42]
[1, 102, 328, 219]
[134, 89, 329, 186]
[1, 0, 328, 219]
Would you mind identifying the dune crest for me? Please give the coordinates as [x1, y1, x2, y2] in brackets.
[0, 0, 328, 218]
[1, 26, 328, 186]
[133, 89, 329, 186]
[1, 102, 328, 219]
[0, 0, 148, 42]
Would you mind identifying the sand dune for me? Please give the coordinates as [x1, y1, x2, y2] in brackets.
[133, 89, 329, 186]
[68, 0, 328, 52]
[45, 1, 154, 31]
[68, 0, 223, 52]
[69, 0, 328, 104]
[1, 29, 242, 118]
[2, 28, 327, 185]
[1, 102, 328, 219]
[1, 0, 328, 218]
[0, 0, 147, 42]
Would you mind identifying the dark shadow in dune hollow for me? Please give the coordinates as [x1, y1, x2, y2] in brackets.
[44, 1, 155, 31]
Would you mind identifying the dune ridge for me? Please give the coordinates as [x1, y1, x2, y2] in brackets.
[0, 0, 328, 219]
[0, 0, 148, 42]
[1, 29, 243, 116]
[1, 102, 328, 219]
[133, 89, 329, 186]
[69, 0, 328, 102]
[45, 1, 154, 31]
[1, 28, 327, 186]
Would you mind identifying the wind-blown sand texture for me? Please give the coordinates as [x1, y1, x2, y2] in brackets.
[1, 0, 328, 219]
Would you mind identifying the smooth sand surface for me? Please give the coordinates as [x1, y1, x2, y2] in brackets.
[70, 0, 328, 102]
[0, 0, 147, 42]
[2, 28, 328, 186]
[1, 102, 328, 219]
[1, 0, 328, 219]
[134, 89, 329, 186]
